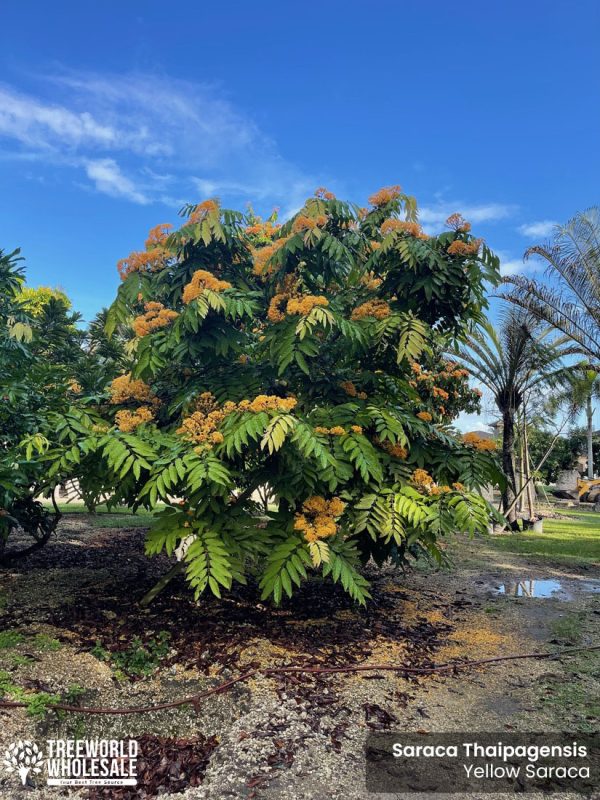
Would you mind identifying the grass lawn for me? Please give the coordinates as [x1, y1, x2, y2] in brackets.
[488, 508, 600, 564]
[41, 502, 159, 528]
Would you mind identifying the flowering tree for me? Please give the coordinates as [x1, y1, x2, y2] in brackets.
[76, 188, 502, 604]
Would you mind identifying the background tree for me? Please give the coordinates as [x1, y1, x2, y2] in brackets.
[502, 209, 600, 479]
[71, 191, 504, 604]
[453, 310, 571, 526]
[0, 249, 90, 562]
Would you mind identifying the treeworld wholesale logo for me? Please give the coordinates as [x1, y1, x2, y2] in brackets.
[2, 739, 138, 787]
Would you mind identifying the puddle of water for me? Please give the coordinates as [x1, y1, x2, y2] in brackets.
[494, 579, 600, 600]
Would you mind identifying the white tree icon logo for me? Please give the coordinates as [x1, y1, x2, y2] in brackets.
[3, 740, 45, 785]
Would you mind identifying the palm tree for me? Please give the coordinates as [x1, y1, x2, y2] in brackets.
[453, 311, 571, 526]
[547, 369, 599, 479]
[501, 207, 600, 366]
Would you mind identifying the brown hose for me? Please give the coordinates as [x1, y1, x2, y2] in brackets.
[0, 644, 598, 717]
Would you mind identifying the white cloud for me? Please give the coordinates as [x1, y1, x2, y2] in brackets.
[419, 201, 515, 233]
[84, 158, 149, 204]
[518, 220, 558, 238]
[0, 72, 320, 207]
[495, 248, 545, 277]
[0, 84, 119, 150]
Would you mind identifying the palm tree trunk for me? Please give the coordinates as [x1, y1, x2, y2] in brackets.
[587, 393, 594, 479]
[501, 409, 518, 528]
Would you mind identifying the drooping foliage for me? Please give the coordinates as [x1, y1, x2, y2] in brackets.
[67, 189, 504, 603]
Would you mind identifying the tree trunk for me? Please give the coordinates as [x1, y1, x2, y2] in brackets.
[587, 393, 594, 479]
[501, 409, 518, 528]
[523, 413, 535, 519]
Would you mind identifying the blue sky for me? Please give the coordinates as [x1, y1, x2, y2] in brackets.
[1, 1, 598, 426]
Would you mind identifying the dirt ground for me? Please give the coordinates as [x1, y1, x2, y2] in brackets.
[0, 515, 598, 800]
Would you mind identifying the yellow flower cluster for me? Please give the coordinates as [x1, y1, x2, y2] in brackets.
[267, 292, 288, 323]
[445, 213, 471, 233]
[182, 270, 232, 304]
[293, 495, 345, 543]
[286, 295, 328, 316]
[314, 426, 347, 436]
[240, 395, 298, 413]
[351, 299, 391, 321]
[177, 411, 226, 446]
[411, 468, 435, 491]
[117, 249, 168, 281]
[462, 432, 497, 452]
[447, 238, 483, 257]
[115, 406, 154, 432]
[145, 223, 172, 249]
[268, 289, 328, 322]
[368, 185, 402, 207]
[178, 393, 298, 449]
[380, 219, 423, 237]
[377, 439, 408, 459]
[416, 411, 433, 422]
[186, 199, 220, 225]
[292, 214, 328, 233]
[110, 374, 157, 406]
[251, 236, 291, 277]
[132, 302, 179, 337]
[245, 221, 281, 237]
[314, 187, 336, 200]
[339, 381, 368, 400]
[68, 380, 82, 394]
[360, 272, 383, 290]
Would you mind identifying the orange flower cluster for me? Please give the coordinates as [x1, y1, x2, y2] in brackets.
[251, 236, 291, 277]
[110, 374, 156, 406]
[286, 295, 328, 316]
[432, 386, 450, 401]
[377, 439, 408, 459]
[117, 249, 169, 280]
[411, 468, 435, 491]
[132, 302, 179, 337]
[267, 292, 288, 323]
[314, 187, 336, 200]
[115, 406, 154, 432]
[416, 411, 433, 422]
[368, 185, 402, 207]
[462, 432, 497, 452]
[68, 380, 82, 394]
[314, 426, 347, 436]
[369, 240, 381, 251]
[182, 270, 232, 304]
[238, 395, 298, 414]
[293, 495, 345, 543]
[267, 286, 328, 322]
[360, 272, 382, 290]
[445, 213, 471, 233]
[351, 299, 391, 321]
[186, 199, 220, 225]
[245, 221, 281, 237]
[292, 214, 328, 233]
[447, 239, 483, 257]
[145, 224, 172, 249]
[177, 410, 226, 447]
[380, 219, 422, 237]
[339, 381, 368, 400]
